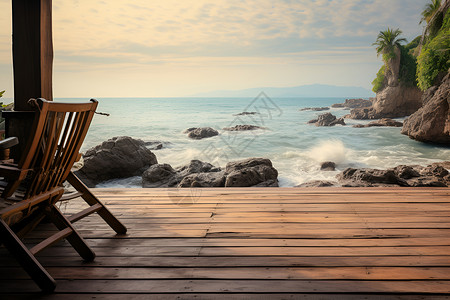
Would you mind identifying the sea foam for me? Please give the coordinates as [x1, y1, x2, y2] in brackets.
[307, 139, 348, 164]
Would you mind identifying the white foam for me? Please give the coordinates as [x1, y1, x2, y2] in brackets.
[307, 139, 348, 164]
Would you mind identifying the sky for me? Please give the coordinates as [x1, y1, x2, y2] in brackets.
[0, 0, 427, 98]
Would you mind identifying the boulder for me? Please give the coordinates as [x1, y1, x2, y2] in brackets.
[142, 164, 177, 188]
[224, 158, 278, 187]
[223, 125, 266, 131]
[178, 171, 226, 187]
[296, 180, 336, 187]
[144, 140, 169, 150]
[320, 161, 336, 171]
[184, 127, 219, 139]
[310, 113, 346, 126]
[177, 160, 221, 176]
[401, 71, 450, 145]
[75, 136, 158, 187]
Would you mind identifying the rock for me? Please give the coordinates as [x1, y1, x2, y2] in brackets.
[320, 161, 336, 171]
[329, 117, 346, 126]
[431, 161, 450, 170]
[75, 136, 158, 187]
[223, 125, 266, 131]
[332, 99, 372, 109]
[353, 118, 403, 128]
[177, 160, 221, 176]
[331, 103, 345, 108]
[185, 127, 219, 139]
[300, 107, 330, 111]
[401, 71, 450, 145]
[144, 140, 169, 150]
[224, 158, 278, 187]
[337, 168, 408, 187]
[394, 165, 420, 179]
[234, 112, 259, 116]
[336, 163, 449, 187]
[311, 113, 345, 126]
[142, 164, 177, 188]
[371, 85, 423, 118]
[296, 180, 336, 187]
[178, 171, 226, 187]
[347, 108, 371, 119]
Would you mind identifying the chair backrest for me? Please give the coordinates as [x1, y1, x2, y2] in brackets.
[18, 98, 98, 198]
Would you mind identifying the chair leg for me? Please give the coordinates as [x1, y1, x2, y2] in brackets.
[0, 218, 56, 292]
[46, 204, 96, 262]
[67, 172, 127, 234]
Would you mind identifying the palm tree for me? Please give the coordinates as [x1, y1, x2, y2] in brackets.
[420, 0, 441, 24]
[372, 28, 407, 60]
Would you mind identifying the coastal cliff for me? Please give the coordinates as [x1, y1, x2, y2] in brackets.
[402, 70, 450, 144]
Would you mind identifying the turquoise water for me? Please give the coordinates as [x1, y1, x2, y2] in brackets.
[57, 96, 450, 187]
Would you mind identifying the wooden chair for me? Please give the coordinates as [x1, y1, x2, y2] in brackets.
[0, 98, 126, 292]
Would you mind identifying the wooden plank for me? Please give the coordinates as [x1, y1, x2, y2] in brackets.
[1, 279, 450, 293]
[4, 266, 450, 280]
[3, 255, 450, 267]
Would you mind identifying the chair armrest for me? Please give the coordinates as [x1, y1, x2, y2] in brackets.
[0, 164, 30, 181]
[0, 137, 19, 150]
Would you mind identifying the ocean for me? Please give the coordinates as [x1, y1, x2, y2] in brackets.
[57, 96, 450, 188]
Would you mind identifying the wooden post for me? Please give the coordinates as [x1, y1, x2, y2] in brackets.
[12, 0, 53, 110]
[5, 0, 53, 159]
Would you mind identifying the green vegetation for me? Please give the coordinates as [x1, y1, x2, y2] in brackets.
[399, 44, 419, 87]
[372, 65, 386, 93]
[421, 0, 441, 24]
[372, 28, 407, 62]
[417, 8, 450, 90]
[0, 90, 4, 98]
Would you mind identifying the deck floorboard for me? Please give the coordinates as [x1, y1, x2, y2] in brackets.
[1, 187, 450, 298]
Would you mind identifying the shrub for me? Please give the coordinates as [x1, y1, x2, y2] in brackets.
[372, 65, 386, 93]
[417, 9, 450, 90]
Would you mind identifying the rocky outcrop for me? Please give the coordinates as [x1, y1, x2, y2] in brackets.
[141, 158, 279, 188]
[353, 118, 403, 128]
[336, 163, 449, 187]
[401, 71, 450, 145]
[332, 99, 372, 109]
[309, 113, 346, 126]
[223, 125, 266, 131]
[75, 136, 158, 187]
[184, 127, 219, 139]
[348, 86, 422, 119]
[224, 158, 278, 187]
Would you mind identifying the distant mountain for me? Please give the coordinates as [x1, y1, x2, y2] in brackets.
[193, 84, 374, 98]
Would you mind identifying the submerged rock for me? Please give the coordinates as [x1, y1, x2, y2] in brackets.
[300, 107, 330, 111]
[320, 161, 336, 171]
[76, 136, 158, 187]
[223, 125, 266, 131]
[234, 112, 259, 116]
[353, 118, 403, 128]
[184, 127, 219, 140]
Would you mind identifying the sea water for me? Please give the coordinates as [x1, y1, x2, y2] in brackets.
[57, 96, 450, 187]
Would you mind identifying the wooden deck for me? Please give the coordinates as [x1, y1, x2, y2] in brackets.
[1, 187, 450, 299]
